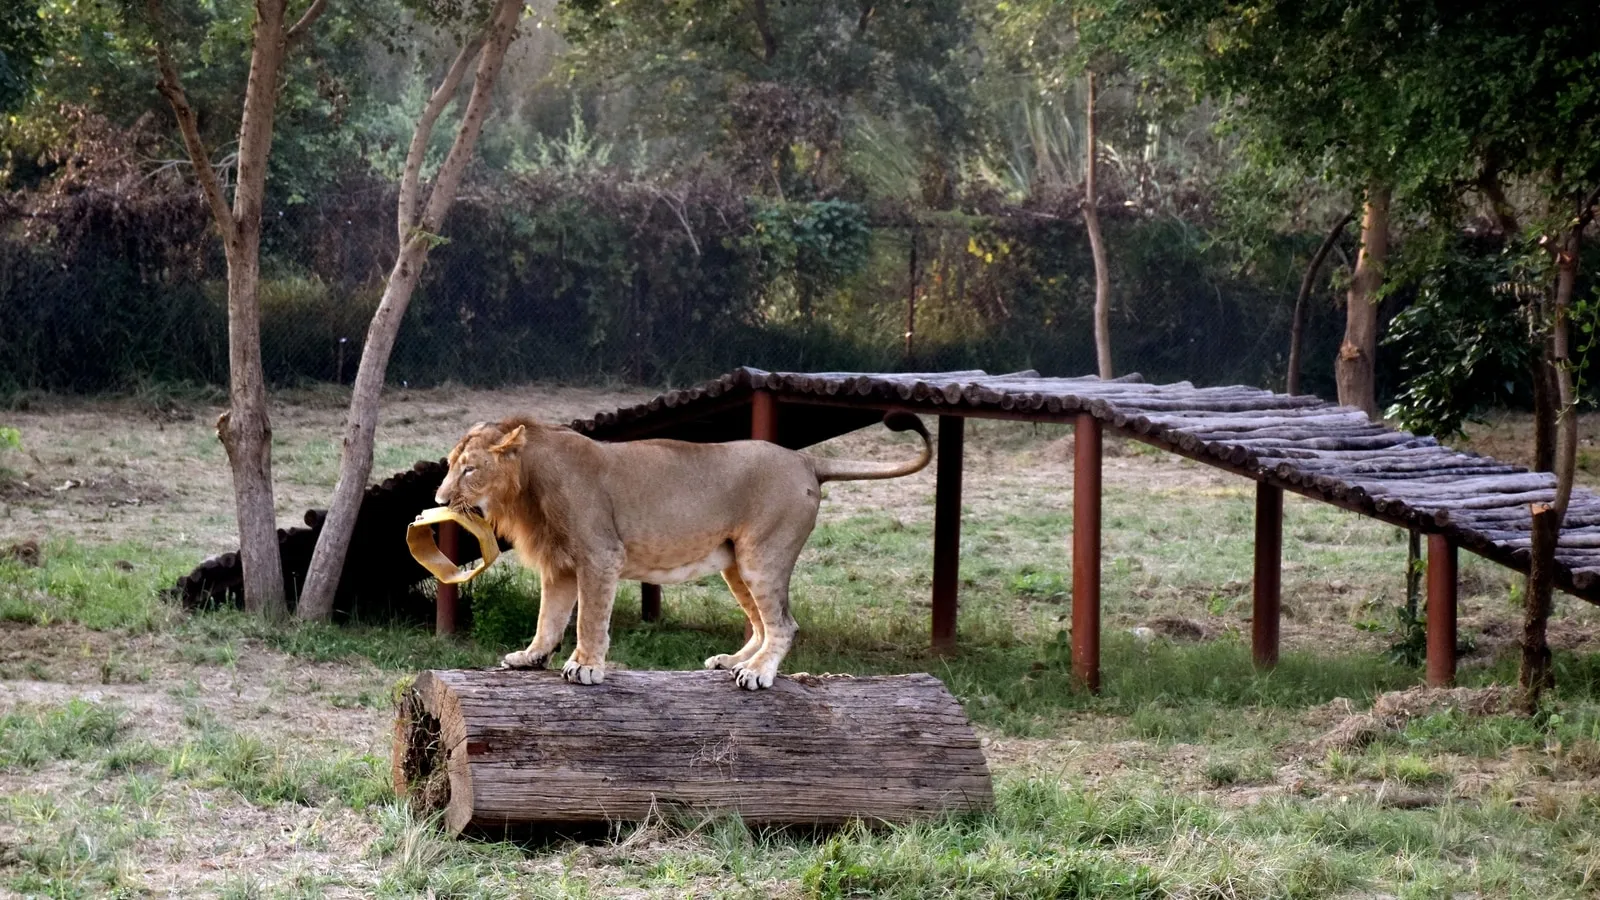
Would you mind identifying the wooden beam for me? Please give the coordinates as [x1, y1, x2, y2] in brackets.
[1427, 534, 1458, 686]
[436, 520, 459, 635]
[932, 416, 964, 655]
[1072, 413, 1102, 693]
[1252, 482, 1283, 668]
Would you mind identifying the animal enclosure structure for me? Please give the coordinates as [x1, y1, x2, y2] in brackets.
[560, 367, 1600, 691]
[178, 367, 1600, 690]
[393, 668, 993, 832]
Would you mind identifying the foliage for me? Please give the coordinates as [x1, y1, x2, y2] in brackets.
[559, 0, 978, 198]
[1383, 238, 1534, 439]
[0, 0, 48, 113]
[0, 425, 18, 451]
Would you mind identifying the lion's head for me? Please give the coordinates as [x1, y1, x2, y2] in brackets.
[434, 420, 529, 522]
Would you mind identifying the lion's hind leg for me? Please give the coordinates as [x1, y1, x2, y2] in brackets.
[704, 565, 765, 671]
[728, 555, 799, 691]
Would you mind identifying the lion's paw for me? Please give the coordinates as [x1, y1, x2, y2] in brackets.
[704, 653, 740, 670]
[501, 650, 549, 670]
[562, 659, 605, 685]
[732, 662, 776, 691]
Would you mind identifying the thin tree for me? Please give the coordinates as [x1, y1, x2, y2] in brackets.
[1286, 208, 1353, 396]
[1083, 70, 1113, 379]
[146, 0, 329, 618]
[294, 0, 524, 621]
[1523, 185, 1600, 710]
[1336, 183, 1389, 417]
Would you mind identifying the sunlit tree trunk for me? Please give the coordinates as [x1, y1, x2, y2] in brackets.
[1082, 71, 1112, 380]
[149, 0, 327, 618]
[1336, 182, 1389, 416]
[295, 0, 524, 621]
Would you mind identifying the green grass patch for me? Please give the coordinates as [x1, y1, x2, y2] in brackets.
[0, 700, 124, 769]
[0, 539, 187, 631]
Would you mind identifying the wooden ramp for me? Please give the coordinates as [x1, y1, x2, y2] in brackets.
[567, 367, 1600, 688]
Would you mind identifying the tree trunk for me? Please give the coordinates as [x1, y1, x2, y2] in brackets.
[296, 0, 523, 621]
[1336, 182, 1389, 417]
[1521, 209, 1588, 710]
[150, 0, 316, 618]
[394, 669, 993, 834]
[1287, 209, 1354, 396]
[222, 0, 290, 617]
[1532, 349, 1558, 473]
[1083, 72, 1113, 380]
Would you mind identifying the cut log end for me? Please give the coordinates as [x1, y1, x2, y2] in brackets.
[393, 669, 994, 834]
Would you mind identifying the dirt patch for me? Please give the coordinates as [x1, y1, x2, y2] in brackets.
[0, 539, 40, 567]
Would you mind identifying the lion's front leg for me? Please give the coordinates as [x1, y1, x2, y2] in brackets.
[502, 568, 577, 670]
[562, 565, 619, 685]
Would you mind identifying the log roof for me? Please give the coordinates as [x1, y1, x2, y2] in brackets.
[569, 367, 1600, 603]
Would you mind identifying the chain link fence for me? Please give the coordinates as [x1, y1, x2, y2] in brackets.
[0, 181, 1364, 398]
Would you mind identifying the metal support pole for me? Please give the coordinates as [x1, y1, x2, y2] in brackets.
[641, 582, 662, 623]
[931, 416, 964, 655]
[1252, 482, 1283, 668]
[1426, 534, 1458, 687]
[751, 389, 779, 442]
[1072, 413, 1102, 693]
[436, 520, 459, 636]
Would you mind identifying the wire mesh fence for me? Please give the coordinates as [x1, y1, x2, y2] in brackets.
[0, 183, 1363, 397]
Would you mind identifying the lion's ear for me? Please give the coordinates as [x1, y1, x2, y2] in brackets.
[490, 425, 526, 456]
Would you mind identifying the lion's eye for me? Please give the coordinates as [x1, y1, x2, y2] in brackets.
[462, 466, 476, 477]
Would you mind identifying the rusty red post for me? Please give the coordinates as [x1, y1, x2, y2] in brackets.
[1072, 413, 1102, 693]
[931, 416, 964, 655]
[436, 520, 459, 636]
[641, 582, 662, 623]
[1426, 534, 1458, 686]
[751, 389, 779, 442]
[1252, 482, 1283, 668]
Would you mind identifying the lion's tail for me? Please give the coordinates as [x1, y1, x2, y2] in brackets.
[808, 412, 933, 483]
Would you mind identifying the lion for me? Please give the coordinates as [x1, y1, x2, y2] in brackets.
[433, 412, 932, 689]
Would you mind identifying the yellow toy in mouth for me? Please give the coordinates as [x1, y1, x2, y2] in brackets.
[406, 507, 500, 584]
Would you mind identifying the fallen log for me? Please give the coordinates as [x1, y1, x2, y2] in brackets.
[393, 669, 994, 834]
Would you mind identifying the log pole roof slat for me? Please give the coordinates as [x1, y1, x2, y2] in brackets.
[569, 367, 1600, 604]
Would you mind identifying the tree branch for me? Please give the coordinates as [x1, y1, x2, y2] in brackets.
[285, 0, 330, 52]
[148, 8, 237, 247]
[1577, 182, 1600, 230]
[417, 0, 523, 233]
[750, 0, 778, 63]
[397, 33, 486, 245]
[1477, 165, 1521, 235]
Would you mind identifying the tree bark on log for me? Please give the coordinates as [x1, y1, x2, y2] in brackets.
[1336, 183, 1389, 418]
[393, 669, 994, 834]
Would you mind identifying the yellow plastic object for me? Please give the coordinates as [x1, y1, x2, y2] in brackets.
[407, 507, 500, 585]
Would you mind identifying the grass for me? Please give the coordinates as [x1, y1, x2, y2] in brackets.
[5, 396, 1600, 895]
[0, 699, 124, 769]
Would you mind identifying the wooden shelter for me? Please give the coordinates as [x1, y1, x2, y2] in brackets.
[552, 367, 1600, 691]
